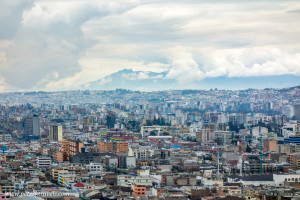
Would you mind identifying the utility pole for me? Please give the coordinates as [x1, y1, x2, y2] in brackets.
[217, 152, 220, 178]
[260, 133, 263, 175]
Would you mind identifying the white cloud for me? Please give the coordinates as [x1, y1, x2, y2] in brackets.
[0, 0, 300, 91]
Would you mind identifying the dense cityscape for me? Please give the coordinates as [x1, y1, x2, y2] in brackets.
[1, 0, 300, 199]
[0, 86, 299, 199]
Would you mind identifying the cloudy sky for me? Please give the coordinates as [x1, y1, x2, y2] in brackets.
[0, 0, 300, 91]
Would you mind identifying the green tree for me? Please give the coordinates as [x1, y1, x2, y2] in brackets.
[246, 144, 252, 153]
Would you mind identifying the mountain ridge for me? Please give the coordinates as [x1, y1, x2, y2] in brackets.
[82, 69, 300, 91]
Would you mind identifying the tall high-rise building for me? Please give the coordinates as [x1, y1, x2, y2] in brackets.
[294, 104, 300, 120]
[24, 115, 40, 137]
[196, 125, 215, 144]
[50, 125, 63, 141]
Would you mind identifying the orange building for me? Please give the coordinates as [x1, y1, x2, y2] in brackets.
[60, 139, 84, 161]
[97, 142, 128, 154]
[53, 151, 64, 162]
[263, 140, 277, 152]
[133, 185, 146, 197]
[97, 142, 113, 152]
[116, 142, 128, 154]
[0, 155, 6, 162]
[289, 153, 300, 168]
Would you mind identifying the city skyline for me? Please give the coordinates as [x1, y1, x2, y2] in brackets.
[0, 0, 300, 92]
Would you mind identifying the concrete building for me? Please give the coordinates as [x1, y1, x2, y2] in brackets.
[24, 115, 40, 137]
[36, 156, 51, 168]
[128, 146, 152, 159]
[52, 169, 69, 182]
[263, 140, 277, 152]
[126, 156, 136, 169]
[196, 127, 215, 144]
[49, 125, 63, 141]
[61, 139, 84, 161]
[58, 171, 76, 187]
[118, 175, 153, 187]
[86, 163, 103, 174]
[97, 142, 128, 154]
[294, 104, 300, 120]
[70, 152, 101, 164]
[0, 134, 12, 142]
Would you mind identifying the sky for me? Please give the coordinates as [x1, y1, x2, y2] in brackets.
[0, 0, 300, 92]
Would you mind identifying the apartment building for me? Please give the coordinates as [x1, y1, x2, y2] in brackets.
[97, 141, 128, 154]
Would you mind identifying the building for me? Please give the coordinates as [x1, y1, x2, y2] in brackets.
[61, 139, 84, 161]
[23, 115, 40, 137]
[128, 146, 152, 159]
[196, 127, 215, 144]
[52, 169, 69, 182]
[0, 134, 12, 142]
[97, 142, 128, 154]
[118, 175, 153, 187]
[263, 140, 277, 152]
[133, 184, 147, 197]
[58, 171, 76, 187]
[147, 136, 178, 143]
[14, 181, 28, 193]
[108, 157, 119, 168]
[86, 163, 103, 174]
[126, 156, 136, 169]
[49, 125, 63, 141]
[70, 151, 101, 164]
[283, 136, 300, 145]
[294, 104, 300, 120]
[36, 156, 51, 168]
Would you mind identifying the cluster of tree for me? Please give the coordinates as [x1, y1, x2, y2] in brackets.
[149, 130, 170, 136]
[125, 120, 140, 132]
[146, 117, 170, 126]
[106, 112, 116, 129]
[228, 122, 245, 133]
[246, 144, 252, 153]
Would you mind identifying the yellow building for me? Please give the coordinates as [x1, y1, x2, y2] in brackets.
[52, 169, 68, 182]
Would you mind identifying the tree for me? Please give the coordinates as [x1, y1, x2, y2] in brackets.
[215, 138, 222, 145]
[150, 130, 157, 136]
[106, 112, 116, 129]
[246, 144, 252, 153]
[161, 118, 166, 126]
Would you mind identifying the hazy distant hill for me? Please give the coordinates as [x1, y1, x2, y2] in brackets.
[82, 69, 300, 90]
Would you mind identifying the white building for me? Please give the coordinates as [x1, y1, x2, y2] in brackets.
[229, 174, 300, 187]
[58, 171, 76, 187]
[0, 134, 12, 142]
[128, 146, 152, 159]
[87, 163, 103, 174]
[282, 105, 295, 118]
[14, 181, 28, 192]
[126, 156, 136, 169]
[273, 174, 300, 187]
[118, 175, 153, 187]
[36, 156, 52, 168]
[108, 158, 118, 168]
[252, 126, 268, 138]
